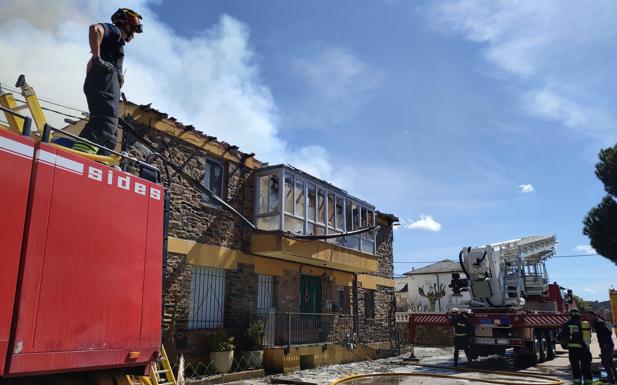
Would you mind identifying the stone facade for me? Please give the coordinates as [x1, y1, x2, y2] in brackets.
[125, 110, 397, 364]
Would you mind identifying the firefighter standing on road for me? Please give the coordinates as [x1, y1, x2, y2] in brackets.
[558, 308, 593, 385]
[74, 8, 143, 155]
[584, 310, 617, 384]
[452, 308, 474, 366]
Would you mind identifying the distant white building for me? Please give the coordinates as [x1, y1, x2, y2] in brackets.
[395, 259, 470, 312]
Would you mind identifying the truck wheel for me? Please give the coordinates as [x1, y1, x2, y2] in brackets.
[545, 330, 556, 361]
[535, 329, 546, 363]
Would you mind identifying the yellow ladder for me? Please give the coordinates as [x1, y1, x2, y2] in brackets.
[0, 75, 47, 135]
[150, 345, 177, 385]
[125, 345, 176, 385]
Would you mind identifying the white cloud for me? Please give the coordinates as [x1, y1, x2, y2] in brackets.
[401, 215, 442, 232]
[518, 184, 534, 193]
[424, 0, 617, 145]
[575, 245, 597, 255]
[582, 288, 595, 293]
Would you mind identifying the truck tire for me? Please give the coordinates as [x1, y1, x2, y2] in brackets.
[535, 329, 546, 363]
[544, 330, 556, 361]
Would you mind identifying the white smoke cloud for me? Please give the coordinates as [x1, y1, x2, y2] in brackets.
[0, 0, 335, 177]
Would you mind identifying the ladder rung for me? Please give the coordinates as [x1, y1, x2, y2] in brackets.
[156, 369, 170, 373]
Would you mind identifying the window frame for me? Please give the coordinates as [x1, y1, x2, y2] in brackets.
[364, 290, 375, 319]
[188, 266, 226, 329]
[256, 274, 274, 314]
[254, 166, 377, 254]
[202, 156, 225, 208]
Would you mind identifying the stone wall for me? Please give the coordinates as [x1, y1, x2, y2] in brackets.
[128, 124, 254, 249]
[127, 120, 398, 360]
[274, 270, 299, 313]
[161, 252, 191, 357]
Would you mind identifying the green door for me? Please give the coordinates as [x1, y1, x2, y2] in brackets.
[300, 274, 322, 313]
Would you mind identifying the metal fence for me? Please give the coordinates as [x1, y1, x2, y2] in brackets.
[251, 312, 357, 347]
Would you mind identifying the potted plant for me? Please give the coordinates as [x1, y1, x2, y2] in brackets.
[242, 320, 265, 369]
[208, 329, 235, 374]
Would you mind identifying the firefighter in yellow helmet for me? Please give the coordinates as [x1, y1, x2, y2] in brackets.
[451, 308, 474, 366]
[558, 308, 593, 385]
[74, 8, 143, 155]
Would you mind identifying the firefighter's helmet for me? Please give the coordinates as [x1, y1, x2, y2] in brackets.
[111, 8, 143, 33]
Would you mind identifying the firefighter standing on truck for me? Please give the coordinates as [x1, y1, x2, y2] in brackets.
[452, 308, 474, 366]
[558, 308, 593, 385]
[584, 310, 617, 384]
[73, 8, 143, 155]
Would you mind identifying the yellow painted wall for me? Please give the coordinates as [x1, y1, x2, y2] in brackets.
[357, 274, 395, 289]
[167, 237, 355, 286]
[263, 343, 391, 373]
[251, 233, 379, 273]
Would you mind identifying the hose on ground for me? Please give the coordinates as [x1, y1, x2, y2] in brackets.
[329, 362, 563, 385]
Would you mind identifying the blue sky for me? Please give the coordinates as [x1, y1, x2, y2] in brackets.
[1, 0, 615, 300]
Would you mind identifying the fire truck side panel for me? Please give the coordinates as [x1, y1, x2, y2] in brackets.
[7, 144, 163, 376]
[0, 130, 35, 375]
[140, 182, 165, 347]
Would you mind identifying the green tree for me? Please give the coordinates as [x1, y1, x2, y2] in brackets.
[583, 144, 617, 265]
[572, 294, 592, 313]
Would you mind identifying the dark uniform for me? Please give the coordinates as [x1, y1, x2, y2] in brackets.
[591, 317, 617, 384]
[453, 312, 474, 366]
[79, 23, 124, 153]
[558, 311, 593, 385]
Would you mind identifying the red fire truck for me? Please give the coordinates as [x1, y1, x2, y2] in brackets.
[1, 101, 165, 384]
[408, 236, 572, 366]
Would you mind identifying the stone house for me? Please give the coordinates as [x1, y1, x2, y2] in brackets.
[396, 259, 470, 312]
[68, 101, 398, 373]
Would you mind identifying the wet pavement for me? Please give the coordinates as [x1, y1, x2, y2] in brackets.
[227, 334, 617, 385]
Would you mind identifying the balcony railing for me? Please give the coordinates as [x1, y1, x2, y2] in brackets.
[250, 312, 354, 347]
[250, 312, 394, 348]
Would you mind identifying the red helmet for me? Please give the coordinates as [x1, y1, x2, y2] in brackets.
[111, 8, 143, 33]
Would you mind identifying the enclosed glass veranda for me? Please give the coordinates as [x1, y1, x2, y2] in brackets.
[254, 165, 376, 254]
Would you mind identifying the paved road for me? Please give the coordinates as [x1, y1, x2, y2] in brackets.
[417, 331, 617, 383]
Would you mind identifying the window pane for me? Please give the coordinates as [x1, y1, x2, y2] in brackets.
[345, 200, 352, 231]
[361, 207, 369, 239]
[307, 183, 316, 222]
[352, 202, 360, 230]
[317, 189, 325, 224]
[188, 267, 225, 329]
[269, 175, 280, 212]
[257, 215, 280, 231]
[313, 225, 325, 236]
[346, 234, 360, 250]
[295, 178, 305, 218]
[328, 193, 335, 227]
[367, 210, 375, 239]
[203, 159, 223, 205]
[284, 176, 293, 214]
[361, 239, 375, 254]
[257, 275, 273, 314]
[258, 175, 269, 214]
[336, 197, 344, 230]
[361, 207, 368, 227]
[364, 291, 375, 319]
[209, 162, 223, 196]
[284, 214, 304, 234]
